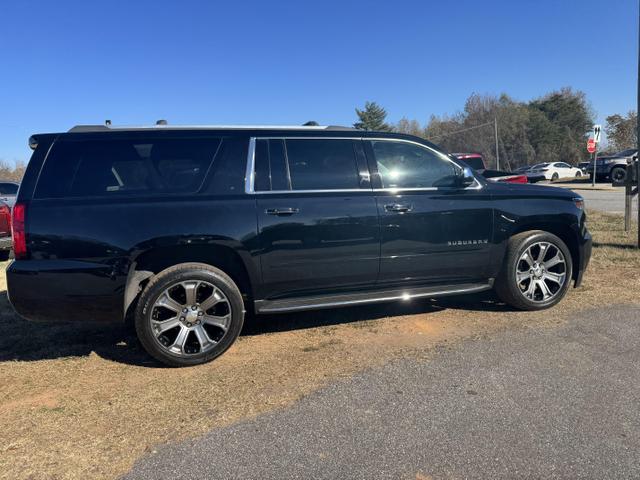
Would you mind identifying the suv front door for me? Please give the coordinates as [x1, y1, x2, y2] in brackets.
[364, 138, 494, 286]
[252, 137, 379, 299]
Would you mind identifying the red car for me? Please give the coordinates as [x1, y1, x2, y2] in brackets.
[453, 153, 528, 184]
[0, 202, 12, 260]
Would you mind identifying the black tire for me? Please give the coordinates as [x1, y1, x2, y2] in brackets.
[551, 172, 559, 181]
[494, 231, 573, 311]
[610, 166, 627, 184]
[135, 262, 245, 367]
[0, 250, 10, 261]
[575, 170, 582, 177]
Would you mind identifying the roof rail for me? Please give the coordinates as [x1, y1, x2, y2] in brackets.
[67, 124, 359, 133]
[68, 125, 111, 132]
[326, 125, 359, 131]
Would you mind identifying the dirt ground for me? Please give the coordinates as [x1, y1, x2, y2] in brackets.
[0, 211, 638, 480]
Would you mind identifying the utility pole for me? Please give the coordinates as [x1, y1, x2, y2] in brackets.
[637, 0, 640, 247]
[494, 117, 500, 170]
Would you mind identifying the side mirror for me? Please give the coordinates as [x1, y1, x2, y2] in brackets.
[458, 166, 476, 187]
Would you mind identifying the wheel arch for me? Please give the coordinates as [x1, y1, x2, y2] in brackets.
[124, 243, 256, 320]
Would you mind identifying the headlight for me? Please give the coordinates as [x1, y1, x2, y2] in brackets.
[573, 197, 584, 210]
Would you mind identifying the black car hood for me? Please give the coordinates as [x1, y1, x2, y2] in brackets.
[486, 181, 577, 199]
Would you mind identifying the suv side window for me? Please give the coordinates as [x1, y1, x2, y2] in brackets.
[36, 137, 221, 198]
[254, 139, 290, 192]
[285, 139, 360, 190]
[370, 140, 459, 189]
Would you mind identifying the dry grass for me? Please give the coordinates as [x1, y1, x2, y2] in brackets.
[0, 210, 638, 480]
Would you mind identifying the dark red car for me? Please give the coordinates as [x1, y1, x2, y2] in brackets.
[0, 202, 12, 260]
[453, 153, 528, 184]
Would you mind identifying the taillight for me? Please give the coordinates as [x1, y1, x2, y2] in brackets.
[12, 202, 27, 259]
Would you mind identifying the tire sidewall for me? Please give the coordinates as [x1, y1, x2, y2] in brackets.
[505, 232, 573, 310]
[611, 167, 626, 183]
[136, 266, 244, 367]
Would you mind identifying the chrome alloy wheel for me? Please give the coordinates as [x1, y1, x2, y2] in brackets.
[150, 280, 232, 356]
[515, 241, 567, 303]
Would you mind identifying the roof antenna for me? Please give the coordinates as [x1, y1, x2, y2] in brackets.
[105, 119, 112, 126]
[156, 119, 168, 125]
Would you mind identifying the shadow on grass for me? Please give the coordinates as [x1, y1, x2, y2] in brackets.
[593, 242, 639, 250]
[0, 289, 513, 365]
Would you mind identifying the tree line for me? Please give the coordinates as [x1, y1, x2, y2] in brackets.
[0, 160, 25, 183]
[352, 89, 637, 170]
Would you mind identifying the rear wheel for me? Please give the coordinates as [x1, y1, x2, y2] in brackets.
[495, 231, 572, 311]
[551, 172, 559, 181]
[611, 166, 627, 184]
[135, 263, 245, 367]
[575, 170, 582, 177]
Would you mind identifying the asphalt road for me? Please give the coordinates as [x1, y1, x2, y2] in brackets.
[553, 185, 638, 216]
[125, 305, 640, 479]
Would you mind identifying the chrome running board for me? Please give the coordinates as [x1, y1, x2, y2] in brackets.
[254, 281, 493, 314]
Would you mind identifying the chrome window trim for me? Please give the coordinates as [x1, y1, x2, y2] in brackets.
[244, 136, 483, 194]
[244, 137, 256, 194]
[252, 188, 367, 195]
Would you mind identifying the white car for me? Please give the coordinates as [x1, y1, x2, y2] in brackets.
[526, 162, 583, 181]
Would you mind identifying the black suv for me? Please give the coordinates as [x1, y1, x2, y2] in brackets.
[8, 125, 592, 366]
[586, 148, 637, 183]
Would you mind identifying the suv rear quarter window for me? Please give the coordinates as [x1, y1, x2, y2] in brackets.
[36, 136, 221, 199]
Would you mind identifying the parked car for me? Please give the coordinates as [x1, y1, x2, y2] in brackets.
[585, 149, 637, 183]
[452, 153, 528, 184]
[8, 125, 592, 366]
[0, 201, 12, 260]
[513, 165, 533, 174]
[526, 162, 583, 182]
[578, 161, 590, 174]
[0, 181, 20, 208]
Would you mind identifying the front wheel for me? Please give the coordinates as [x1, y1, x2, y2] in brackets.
[575, 170, 582, 177]
[494, 231, 573, 311]
[135, 263, 245, 367]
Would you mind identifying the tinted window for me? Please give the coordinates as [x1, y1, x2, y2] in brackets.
[36, 137, 220, 198]
[205, 138, 246, 194]
[285, 139, 359, 190]
[0, 183, 18, 195]
[456, 156, 484, 171]
[254, 139, 290, 191]
[371, 141, 459, 189]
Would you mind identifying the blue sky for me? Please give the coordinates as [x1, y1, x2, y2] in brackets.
[0, 0, 637, 164]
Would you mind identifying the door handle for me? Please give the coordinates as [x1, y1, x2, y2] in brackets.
[384, 203, 413, 213]
[266, 207, 300, 216]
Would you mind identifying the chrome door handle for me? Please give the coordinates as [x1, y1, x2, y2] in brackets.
[384, 203, 412, 213]
[266, 207, 299, 216]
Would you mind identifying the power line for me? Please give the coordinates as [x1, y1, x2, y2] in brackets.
[429, 121, 495, 140]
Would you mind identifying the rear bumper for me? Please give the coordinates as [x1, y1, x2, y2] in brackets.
[6, 259, 125, 323]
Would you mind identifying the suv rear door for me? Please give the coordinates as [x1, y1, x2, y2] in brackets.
[251, 137, 379, 299]
[364, 138, 494, 286]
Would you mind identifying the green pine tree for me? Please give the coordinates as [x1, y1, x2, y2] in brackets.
[354, 101, 391, 131]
